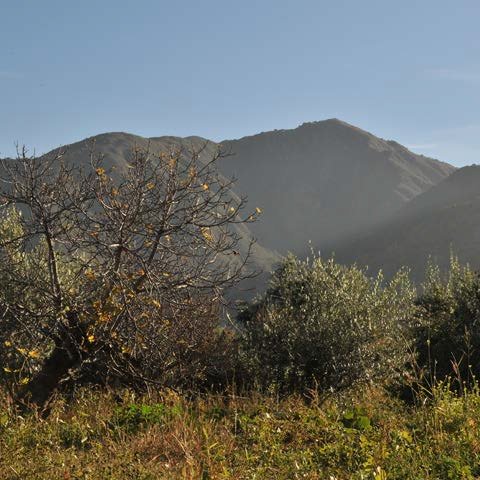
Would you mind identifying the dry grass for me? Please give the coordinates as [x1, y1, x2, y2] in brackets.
[1, 385, 480, 479]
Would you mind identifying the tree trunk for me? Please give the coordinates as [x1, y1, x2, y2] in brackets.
[17, 319, 85, 411]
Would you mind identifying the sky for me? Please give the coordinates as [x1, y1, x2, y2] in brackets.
[1, 0, 479, 167]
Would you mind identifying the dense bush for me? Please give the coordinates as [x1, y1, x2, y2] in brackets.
[0, 209, 239, 398]
[238, 254, 417, 393]
[416, 256, 480, 385]
[0, 145, 257, 408]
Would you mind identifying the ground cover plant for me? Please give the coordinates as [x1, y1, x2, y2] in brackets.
[2, 384, 480, 479]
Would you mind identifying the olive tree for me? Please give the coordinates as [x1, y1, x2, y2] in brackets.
[415, 256, 480, 387]
[238, 254, 417, 393]
[0, 144, 257, 408]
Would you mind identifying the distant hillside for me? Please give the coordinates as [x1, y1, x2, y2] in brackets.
[1, 132, 280, 299]
[220, 119, 455, 253]
[2, 120, 464, 292]
[332, 165, 480, 281]
[44, 131, 220, 172]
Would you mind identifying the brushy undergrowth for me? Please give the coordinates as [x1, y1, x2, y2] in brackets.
[2, 384, 480, 479]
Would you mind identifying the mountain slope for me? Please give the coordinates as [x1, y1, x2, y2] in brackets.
[47, 131, 220, 172]
[2, 132, 280, 299]
[220, 119, 455, 253]
[2, 121, 461, 290]
[332, 165, 480, 280]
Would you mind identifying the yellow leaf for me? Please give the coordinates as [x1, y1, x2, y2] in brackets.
[28, 350, 40, 359]
[151, 299, 161, 308]
[3, 340, 11, 347]
[146, 182, 155, 190]
[19, 377, 30, 385]
[201, 227, 213, 243]
[87, 335, 95, 344]
[3, 367, 12, 373]
[202, 183, 209, 191]
[255, 207, 262, 214]
[95, 167, 106, 176]
[99, 312, 111, 322]
[85, 269, 96, 280]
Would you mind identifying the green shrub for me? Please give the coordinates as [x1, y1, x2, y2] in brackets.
[111, 401, 188, 435]
[111, 403, 168, 433]
[238, 254, 417, 393]
[416, 256, 480, 386]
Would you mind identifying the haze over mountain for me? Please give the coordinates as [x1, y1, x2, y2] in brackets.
[332, 165, 480, 281]
[0, 132, 279, 300]
[6, 118, 477, 294]
[52, 132, 278, 279]
[220, 119, 455, 254]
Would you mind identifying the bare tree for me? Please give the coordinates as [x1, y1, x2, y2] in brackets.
[0, 143, 257, 409]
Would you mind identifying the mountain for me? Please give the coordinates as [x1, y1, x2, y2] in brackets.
[43, 131, 221, 172]
[332, 165, 480, 281]
[1, 132, 280, 299]
[220, 119, 455, 254]
[2, 120, 463, 292]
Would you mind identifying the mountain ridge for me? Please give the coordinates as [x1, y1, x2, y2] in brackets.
[2, 119, 465, 292]
[219, 118, 455, 254]
[332, 164, 480, 280]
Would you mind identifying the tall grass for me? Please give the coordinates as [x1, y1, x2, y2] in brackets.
[1, 384, 480, 479]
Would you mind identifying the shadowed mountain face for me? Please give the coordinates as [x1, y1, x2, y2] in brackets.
[3, 120, 467, 294]
[332, 165, 480, 281]
[220, 119, 454, 254]
[62, 132, 279, 273]
[1, 132, 280, 300]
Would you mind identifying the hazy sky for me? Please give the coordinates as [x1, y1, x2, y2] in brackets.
[1, 0, 479, 166]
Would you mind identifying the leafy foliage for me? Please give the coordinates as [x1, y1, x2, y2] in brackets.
[416, 255, 480, 386]
[238, 254, 417, 393]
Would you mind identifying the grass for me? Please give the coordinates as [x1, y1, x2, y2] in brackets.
[1, 384, 480, 479]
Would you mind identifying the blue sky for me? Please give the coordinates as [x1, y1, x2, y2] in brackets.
[1, 0, 479, 166]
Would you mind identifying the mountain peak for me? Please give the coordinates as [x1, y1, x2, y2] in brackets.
[220, 120, 455, 253]
[14, 122, 460, 289]
[299, 118, 355, 128]
[296, 118, 376, 141]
